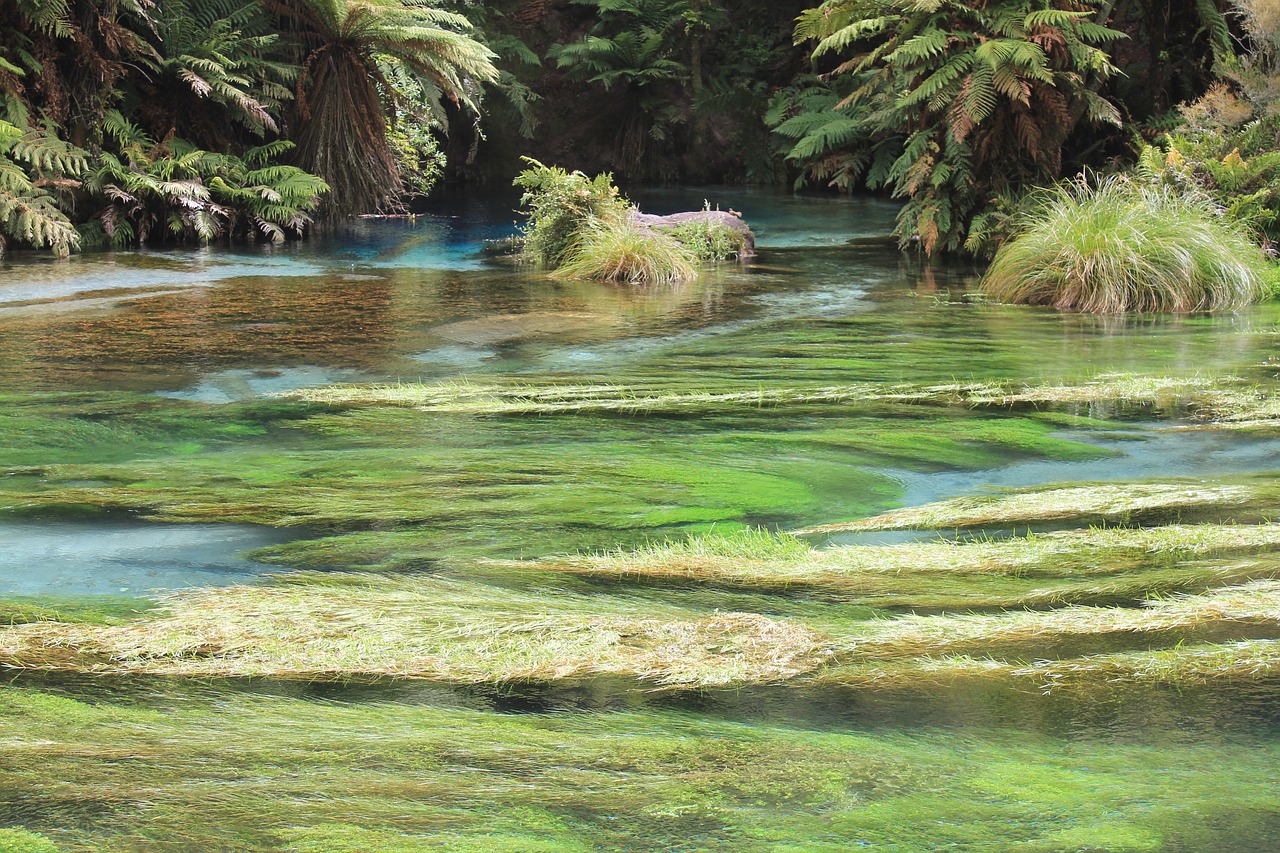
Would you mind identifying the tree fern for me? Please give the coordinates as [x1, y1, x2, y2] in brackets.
[0, 119, 81, 255]
[264, 0, 496, 214]
[775, 0, 1125, 254]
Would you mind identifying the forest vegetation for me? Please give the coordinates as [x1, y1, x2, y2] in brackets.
[4, 0, 1280, 300]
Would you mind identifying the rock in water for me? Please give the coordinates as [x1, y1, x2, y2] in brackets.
[629, 210, 756, 258]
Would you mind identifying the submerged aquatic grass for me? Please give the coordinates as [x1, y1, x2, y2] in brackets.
[279, 372, 1280, 430]
[2, 567, 1278, 690]
[796, 476, 1280, 533]
[2, 676, 1279, 852]
[6, 189, 1280, 853]
[0, 573, 830, 686]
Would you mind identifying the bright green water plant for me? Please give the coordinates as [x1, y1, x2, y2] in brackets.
[513, 158, 745, 283]
[981, 176, 1272, 312]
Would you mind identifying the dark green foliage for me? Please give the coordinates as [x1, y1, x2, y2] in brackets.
[130, 0, 295, 144]
[0, 116, 84, 256]
[80, 115, 328, 246]
[776, 0, 1125, 255]
[267, 0, 497, 215]
[1132, 3, 1280, 249]
[549, 4, 687, 177]
[537, 0, 803, 181]
[0, 0, 330, 252]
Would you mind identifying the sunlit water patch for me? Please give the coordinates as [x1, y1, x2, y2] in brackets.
[0, 246, 330, 307]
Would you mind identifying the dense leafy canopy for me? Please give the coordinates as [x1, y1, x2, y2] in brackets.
[0, 0, 1272, 260]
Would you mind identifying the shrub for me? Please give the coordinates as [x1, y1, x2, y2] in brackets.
[981, 176, 1272, 313]
[513, 157, 630, 267]
[556, 219, 695, 284]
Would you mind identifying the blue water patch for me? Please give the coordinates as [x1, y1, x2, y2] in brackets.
[629, 186, 901, 248]
[0, 246, 331, 306]
[0, 521, 297, 595]
[303, 214, 520, 271]
[156, 366, 373, 403]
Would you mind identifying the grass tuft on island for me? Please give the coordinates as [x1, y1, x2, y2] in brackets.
[513, 159, 748, 284]
[1, 567, 1278, 690]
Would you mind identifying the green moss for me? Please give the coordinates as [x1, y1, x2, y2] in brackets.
[0, 406, 911, 558]
[0, 829, 60, 853]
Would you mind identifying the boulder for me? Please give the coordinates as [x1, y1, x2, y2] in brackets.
[629, 209, 756, 258]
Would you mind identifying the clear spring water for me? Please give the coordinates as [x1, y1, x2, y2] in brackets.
[1, 188, 1279, 851]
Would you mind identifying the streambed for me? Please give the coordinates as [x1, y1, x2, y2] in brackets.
[0, 188, 1278, 851]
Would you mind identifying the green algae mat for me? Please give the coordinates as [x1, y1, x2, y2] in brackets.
[1, 192, 1279, 851]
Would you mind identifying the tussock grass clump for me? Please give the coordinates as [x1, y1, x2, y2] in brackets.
[556, 220, 696, 285]
[982, 177, 1272, 312]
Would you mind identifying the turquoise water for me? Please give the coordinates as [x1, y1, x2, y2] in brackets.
[1, 189, 1279, 851]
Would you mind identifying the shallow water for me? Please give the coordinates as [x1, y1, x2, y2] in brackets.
[2, 189, 1280, 851]
[0, 521, 293, 595]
